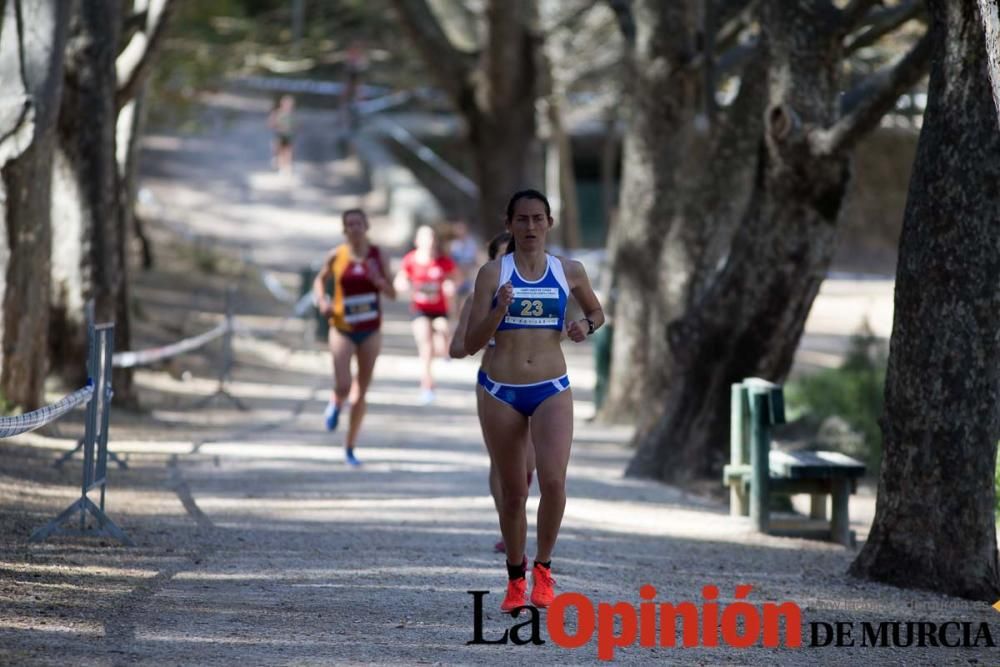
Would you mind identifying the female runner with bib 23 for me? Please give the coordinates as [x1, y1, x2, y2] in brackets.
[465, 190, 604, 612]
[314, 208, 396, 467]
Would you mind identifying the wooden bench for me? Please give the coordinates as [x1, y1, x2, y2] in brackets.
[722, 378, 866, 547]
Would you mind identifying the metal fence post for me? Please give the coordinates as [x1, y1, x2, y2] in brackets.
[195, 286, 248, 410]
[31, 321, 132, 545]
[748, 390, 770, 534]
[729, 383, 749, 517]
[52, 300, 127, 470]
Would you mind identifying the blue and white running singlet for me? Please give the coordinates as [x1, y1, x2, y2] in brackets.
[493, 254, 569, 332]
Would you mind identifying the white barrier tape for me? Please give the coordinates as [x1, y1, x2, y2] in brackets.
[261, 270, 297, 304]
[231, 293, 315, 340]
[251, 262, 315, 317]
[112, 321, 230, 368]
[0, 382, 94, 439]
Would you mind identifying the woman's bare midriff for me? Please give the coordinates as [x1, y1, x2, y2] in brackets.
[488, 329, 566, 383]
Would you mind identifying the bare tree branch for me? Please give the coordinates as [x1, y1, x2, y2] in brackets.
[559, 55, 623, 90]
[485, 0, 538, 108]
[0, 0, 34, 162]
[846, 0, 925, 54]
[389, 0, 476, 104]
[715, 38, 759, 79]
[810, 28, 931, 156]
[704, 1, 718, 123]
[428, 0, 483, 51]
[605, 0, 635, 47]
[716, 0, 758, 52]
[980, 0, 1000, 127]
[839, 0, 884, 32]
[115, 0, 175, 110]
[12, 0, 27, 93]
[717, 0, 757, 29]
[426, 0, 480, 51]
[720, 39, 767, 124]
[122, 7, 148, 34]
[542, 0, 597, 38]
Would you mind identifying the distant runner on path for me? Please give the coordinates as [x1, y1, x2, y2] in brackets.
[268, 94, 296, 174]
[449, 231, 535, 554]
[465, 189, 605, 613]
[313, 209, 396, 467]
[394, 225, 458, 405]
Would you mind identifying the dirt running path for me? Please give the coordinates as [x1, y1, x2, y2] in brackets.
[0, 93, 995, 666]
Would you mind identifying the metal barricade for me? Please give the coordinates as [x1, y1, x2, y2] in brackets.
[192, 287, 247, 410]
[29, 322, 132, 545]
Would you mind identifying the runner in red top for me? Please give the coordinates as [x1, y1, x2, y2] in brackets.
[393, 225, 458, 404]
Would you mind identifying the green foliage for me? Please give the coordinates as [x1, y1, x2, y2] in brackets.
[785, 322, 887, 469]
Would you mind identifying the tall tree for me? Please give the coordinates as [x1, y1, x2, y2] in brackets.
[599, 0, 768, 422]
[0, 0, 70, 410]
[602, 1, 929, 429]
[538, 0, 619, 250]
[389, 0, 541, 232]
[112, 0, 175, 402]
[623, 0, 931, 481]
[50, 0, 123, 387]
[49, 0, 172, 401]
[849, 0, 1000, 602]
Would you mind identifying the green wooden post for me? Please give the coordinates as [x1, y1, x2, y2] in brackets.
[299, 265, 329, 342]
[730, 383, 749, 516]
[810, 494, 827, 520]
[593, 323, 613, 411]
[749, 391, 770, 533]
[830, 478, 852, 546]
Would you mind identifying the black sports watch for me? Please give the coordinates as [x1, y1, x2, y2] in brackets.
[585, 317, 596, 336]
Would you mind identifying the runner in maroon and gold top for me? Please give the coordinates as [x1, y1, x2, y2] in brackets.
[313, 209, 395, 466]
[329, 243, 384, 338]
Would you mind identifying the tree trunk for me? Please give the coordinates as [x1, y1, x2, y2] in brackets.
[979, 0, 1000, 122]
[849, 0, 1000, 602]
[112, 0, 173, 404]
[599, 110, 618, 246]
[390, 0, 541, 235]
[471, 0, 540, 233]
[600, 1, 766, 424]
[629, 142, 849, 479]
[599, 1, 703, 421]
[0, 0, 70, 411]
[626, 1, 846, 478]
[50, 0, 122, 386]
[544, 94, 581, 250]
[112, 89, 147, 404]
[538, 11, 581, 251]
[466, 96, 538, 234]
[626, 0, 932, 481]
